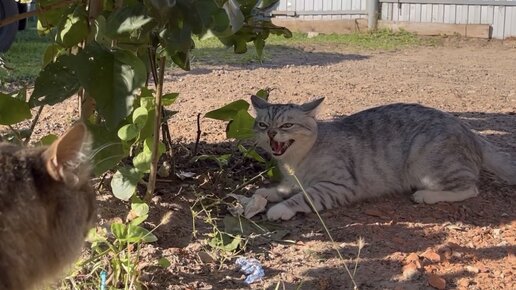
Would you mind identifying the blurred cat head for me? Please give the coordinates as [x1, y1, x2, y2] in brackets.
[251, 95, 324, 161]
[0, 122, 95, 290]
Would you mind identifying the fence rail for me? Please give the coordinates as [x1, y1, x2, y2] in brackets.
[275, 0, 516, 39]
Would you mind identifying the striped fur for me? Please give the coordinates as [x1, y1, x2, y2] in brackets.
[251, 96, 516, 220]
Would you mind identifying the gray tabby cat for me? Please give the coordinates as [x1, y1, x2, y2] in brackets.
[251, 96, 516, 221]
[0, 123, 95, 290]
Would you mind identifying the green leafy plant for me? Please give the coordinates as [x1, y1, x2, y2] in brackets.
[68, 204, 171, 289]
[1, 0, 291, 286]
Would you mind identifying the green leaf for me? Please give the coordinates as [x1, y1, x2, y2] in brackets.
[143, 137, 166, 155]
[131, 202, 149, 217]
[222, 235, 241, 252]
[38, 134, 58, 146]
[0, 93, 31, 125]
[238, 145, 265, 163]
[255, 89, 270, 100]
[227, 110, 255, 140]
[111, 167, 142, 201]
[133, 151, 152, 173]
[88, 123, 126, 176]
[56, 5, 88, 48]
[117, 124, 139, 141]
[37, 0, 71, 31]
[111, 223, 127, 240]
[205, 100, 249, 121]
[75, 43, 147, 129]
[132, 107, 148, 129]
[30, 55, 80, 108]
[127, 224, 157, 243]
[158, 257, 171, 268]
[129, 215, 148, 227]
[138, 108, 156, 140]
[43, 44, 64, 67]
[160, 23, 194, 70]
[161, 93, 179, 106]
[254, 36, 265, 60]
[191, 154, 231, 168]
[106, 4, 153, 36]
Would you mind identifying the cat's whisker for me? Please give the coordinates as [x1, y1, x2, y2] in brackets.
[93, 154, 126, 166]
[90, 142, 123, 158]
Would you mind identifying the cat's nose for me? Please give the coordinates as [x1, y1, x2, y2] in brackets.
[268, 130, 278, 138]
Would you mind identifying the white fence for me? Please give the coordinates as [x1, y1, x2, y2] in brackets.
[274, 0, 516, 39]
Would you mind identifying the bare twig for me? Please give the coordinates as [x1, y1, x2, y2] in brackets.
[161, 110, 174, 158]
[96, 172, 108, 191]
[0, 0, 76, 28]
[7, 125, 22, 143]
[144, 56, 166, 202]
[193, 113, 202, 156]
[147, 48, 158, 87]
[23, 105, 45, 145]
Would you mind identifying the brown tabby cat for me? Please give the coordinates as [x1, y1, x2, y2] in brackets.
[0, 123, 95, 290]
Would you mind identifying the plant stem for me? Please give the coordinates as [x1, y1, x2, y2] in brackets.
[144, 56, 166, 202]
[23, 105, 44, 145]
[193, 112, 202, 156]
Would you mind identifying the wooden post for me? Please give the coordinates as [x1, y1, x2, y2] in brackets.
[367, 0, 379, 31]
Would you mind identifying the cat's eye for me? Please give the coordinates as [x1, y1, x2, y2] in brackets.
[257, 122, 268, 129]
[280, 123, 294, 129]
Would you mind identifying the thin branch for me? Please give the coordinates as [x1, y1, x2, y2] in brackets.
[7, 125, 23, 144]
[144, 56, 166, 203]
[23, 105, 45, 145]
[0, 0, 76, 28]
[161, 109, 173, 158]
[193, 113, 202, 156]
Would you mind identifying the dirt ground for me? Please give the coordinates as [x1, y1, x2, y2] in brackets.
[27, 37, 516, 289]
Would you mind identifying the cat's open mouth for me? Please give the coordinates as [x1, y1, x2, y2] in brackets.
[270, 139, 294, 156]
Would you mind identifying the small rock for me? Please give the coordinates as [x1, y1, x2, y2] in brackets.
[465, 265, 480, 273]
[427, 273, 446, 290]
[405, 252, 420, 264]
[197, 251, 215, 264]
[402, 262, 420, 280]
[421, 249, 441, 263]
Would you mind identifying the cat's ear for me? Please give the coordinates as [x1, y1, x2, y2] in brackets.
[42, 122, 92, 187]
[250, 95, 269, 110]
[300, 97, 324, 117]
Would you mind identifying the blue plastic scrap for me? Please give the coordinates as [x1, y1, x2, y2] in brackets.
[235, 257, 265, 284]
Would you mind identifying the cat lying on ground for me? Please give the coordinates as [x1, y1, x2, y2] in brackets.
[251, 96, 516, 221]
[0, 123, 95, 290]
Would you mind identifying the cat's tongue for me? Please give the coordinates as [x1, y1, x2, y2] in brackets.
[271, 140, 283, 154]
[270, 139, 293, 156]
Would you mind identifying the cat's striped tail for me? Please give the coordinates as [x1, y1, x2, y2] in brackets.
[480, 138, 516, 185]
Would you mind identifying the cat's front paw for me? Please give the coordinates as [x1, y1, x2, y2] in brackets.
[254, 188, 283, 202]
[267, 203, 296, 221]
[412, 190, 439, 204]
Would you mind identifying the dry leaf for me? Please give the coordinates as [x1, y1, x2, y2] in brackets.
[427, 273, 446, 290]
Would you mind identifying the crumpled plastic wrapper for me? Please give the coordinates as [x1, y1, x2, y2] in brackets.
[227, 194, 268, 219]
[235, 257, 265, 284]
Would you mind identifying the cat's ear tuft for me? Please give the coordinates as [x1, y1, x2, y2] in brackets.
[43, 122, 92, 187]
[250, 95, 269, 110]
[300, 97, 324, 117]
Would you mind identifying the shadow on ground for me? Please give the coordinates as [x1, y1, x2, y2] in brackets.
[167, 44, 369, 78]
